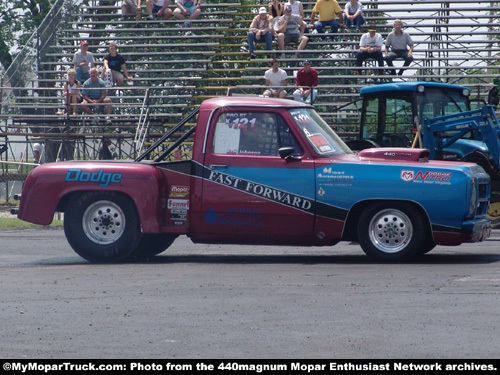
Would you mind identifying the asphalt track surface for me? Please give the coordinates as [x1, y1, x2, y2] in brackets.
[1, 228, 499, 359]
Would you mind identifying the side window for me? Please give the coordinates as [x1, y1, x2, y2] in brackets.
[212, 112, 301, 156]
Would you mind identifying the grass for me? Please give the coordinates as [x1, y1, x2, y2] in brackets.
[0, 217, 63, 230]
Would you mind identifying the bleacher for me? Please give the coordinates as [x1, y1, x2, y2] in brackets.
[1, 0, 499, 162]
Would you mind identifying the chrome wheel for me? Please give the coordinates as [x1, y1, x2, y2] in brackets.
[368, 208, 413, 254]
[82, 200, 126, 245]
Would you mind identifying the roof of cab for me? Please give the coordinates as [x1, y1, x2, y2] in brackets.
[200, 96, 311, 110]
[360, 81, 470, 95]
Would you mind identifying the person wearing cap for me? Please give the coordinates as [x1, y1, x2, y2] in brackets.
[344, 0, 365, 31]
[121, 0, 142, 24]
[384, 19, 414, 76]
[247, 7, 274, 60]
[309, 0, 344, 39]
[276, 4, 308, 58]
[293, 60, 318, 104]
[355, 26, 384, 75]
[73, 41, 95, 83]
[263, 58, 288, 98]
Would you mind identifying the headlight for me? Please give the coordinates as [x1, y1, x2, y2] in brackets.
[469, 177, 478, 216]
[417, 85, 425, 93]
[462, 89, 470, 97]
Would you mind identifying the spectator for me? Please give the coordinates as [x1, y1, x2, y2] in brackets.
[309, 0, 344, 39]
[285, 0, 305, 19]
[293, 60, 318, 104]
[121, 0, 142, 24]
[385, 19, 414, 76]
[62, 68, 82, 116]
[269, 0, 283, 19]
[81, 68, 113, 125]
[355, 26, 384, 75]
[33, 142, 45, 164]
[276, 4, 308, 58]
[173, 0, 202, 27]
[263, 58, 288, 98]
[73, 41, 95, 83]
[101, 42, 133, 87]
[173, 148, 183, 160]
[247, 7, 274, 60]
[99, 138, 114, 160]
[344, 0, 365, 31]
[146, 0, 173, 25]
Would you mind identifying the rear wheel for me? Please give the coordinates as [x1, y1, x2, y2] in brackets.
[64, 191, 141, 263]
[358, 202, 426, 262]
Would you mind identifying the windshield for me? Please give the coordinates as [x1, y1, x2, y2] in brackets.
[417, 87, 469, 123]
[288, 108, 352, 156]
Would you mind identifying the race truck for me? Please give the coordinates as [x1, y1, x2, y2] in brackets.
[16, 97, 491, 263]
[345, 81, 500, 195]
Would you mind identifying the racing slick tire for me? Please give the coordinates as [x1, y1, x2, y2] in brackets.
[128, 234, 178, 260]
[357, 202, 426, 262]
[64, 191, 142, 263]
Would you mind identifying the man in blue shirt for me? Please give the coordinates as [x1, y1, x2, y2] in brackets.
[81, 68, 113, 125]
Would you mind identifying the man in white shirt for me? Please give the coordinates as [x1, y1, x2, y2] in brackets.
[263, 59, 288, 98]
[355, 26, 384, 75]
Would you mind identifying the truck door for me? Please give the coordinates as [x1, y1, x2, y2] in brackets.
[197, 109, 316, 245]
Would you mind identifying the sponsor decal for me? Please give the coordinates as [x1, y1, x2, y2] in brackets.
[400, 170, 414, 182]
[170, 185, 189, 198]
[401, 170, 452, 185]
[317, 167, 354, 186]
[204, 207, 264, 227]
[206, 169, 313, 212]
[64, 169, 122, 187]
[168, 199, 189, 210]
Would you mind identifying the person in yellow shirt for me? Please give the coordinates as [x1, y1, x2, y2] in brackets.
[309, 0, 343, 39]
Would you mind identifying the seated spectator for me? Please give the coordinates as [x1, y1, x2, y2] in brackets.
[385, 19, 414, 76]
[344, 0, 365, 31]
[286, 0, 305, 20]
[121, 0, 142, 24]
[293, 60, 318, 104]
[62, 69, 82, 116]
[269, 0, 283, 31]
[173, 0, 202, 27]
[276, 4, 308, 58]
[263, 59, 288, 98]
[81, 68, 113, 125]
[146, 0, 173, 25]
[73, 41, 95, 83]
[309, 0, 344, 40]
[247, 7, 274, 60]
[101, 43, 133, 87]
[355, 26, 384, 75]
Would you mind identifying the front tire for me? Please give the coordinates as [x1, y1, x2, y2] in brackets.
[64, 191, 142, 263]
[358, 202, 426, 262]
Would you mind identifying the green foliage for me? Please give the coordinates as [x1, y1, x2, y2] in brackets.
[0, 0, 56, 71]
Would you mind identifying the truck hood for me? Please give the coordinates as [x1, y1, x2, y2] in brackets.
[357, 148, 430, 162]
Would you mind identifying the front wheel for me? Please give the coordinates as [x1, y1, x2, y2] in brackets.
[64, 191, 142, 263]
[357, 202, 427, 262]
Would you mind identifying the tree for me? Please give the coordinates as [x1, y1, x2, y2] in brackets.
[0, 0, 55, 72]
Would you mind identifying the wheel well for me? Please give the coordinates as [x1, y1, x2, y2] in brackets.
[56, 190, 136, 214]
[342, 200, 432, 242]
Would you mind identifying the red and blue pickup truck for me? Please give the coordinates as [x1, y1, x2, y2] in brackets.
[17, 97, 491, 262]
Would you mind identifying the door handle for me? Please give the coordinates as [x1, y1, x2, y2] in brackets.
[208, 164, 228, 169]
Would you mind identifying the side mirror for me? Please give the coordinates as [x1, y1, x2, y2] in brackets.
[279, 147, 301, 161]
